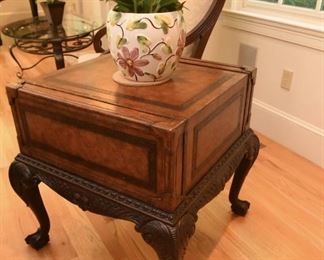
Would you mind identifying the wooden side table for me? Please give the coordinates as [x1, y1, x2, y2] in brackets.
[6, 56, 260, 260]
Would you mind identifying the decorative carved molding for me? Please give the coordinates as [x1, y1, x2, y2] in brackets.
[17, 154, 173, 223]
[40, 172, 153, 226]
[137, 213, 197, 260]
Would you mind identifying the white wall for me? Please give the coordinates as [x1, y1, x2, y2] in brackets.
[0, 0, 31, 26]
[77, 0, 106, 23]
[203, 13, 324, 167]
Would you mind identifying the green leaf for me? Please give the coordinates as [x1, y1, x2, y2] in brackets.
[162, 44, 172, 54]
[152, 53, 162, 60]
[126, 20, 148, 31]
[112, 0, 133, 12]
[155, 15, 172, 34]
[116, 35, 127, 49]
[143, 0, 152, 12]
[109, 12, 122, 26]
[158, 0, 178, 10]
[158, 63, 166, 75]
[114, 5, 131, 12]
[137, 35, 151, 47]
[110, 0, 185, 13]
[154, 0, 185, 12]
[161, 23, 168, 34]
[171, 62, 177, 71]
[154, 15, 171, 26]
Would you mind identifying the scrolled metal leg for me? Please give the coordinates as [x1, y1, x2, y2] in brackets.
[229, 132, 260, 216]
[9, 44, 55, 79]
[52, 41, 65, 69]
[9, 44, 24, 78]
[9, 161, 50, 249]
[137, 213, 197, 260]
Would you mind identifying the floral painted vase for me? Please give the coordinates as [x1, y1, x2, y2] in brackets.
[107, 10, 186, 83]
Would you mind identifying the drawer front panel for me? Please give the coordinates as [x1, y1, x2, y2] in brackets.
[183, 82, 247, 192]
[18, 105, 159, 193]
[193, 92, 243, 171]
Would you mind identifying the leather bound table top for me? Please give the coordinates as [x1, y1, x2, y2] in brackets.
[21, 56, 248, 128]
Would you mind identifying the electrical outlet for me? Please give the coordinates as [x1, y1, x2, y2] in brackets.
[281, 69, 293, 91]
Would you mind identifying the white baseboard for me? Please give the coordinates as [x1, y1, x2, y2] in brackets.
[251, 99, 324, 168]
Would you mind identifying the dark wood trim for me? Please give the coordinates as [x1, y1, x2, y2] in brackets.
[6, 84, 29, 149]
[243, 66, 257, 130]
[180, 58, 251, 74]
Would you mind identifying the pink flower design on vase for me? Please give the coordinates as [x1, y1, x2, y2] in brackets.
[117, 47, 149, 80]
[176, 29, 186, 59]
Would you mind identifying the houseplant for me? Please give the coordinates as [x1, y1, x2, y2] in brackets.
[38, 0, 65, 27]
[105, 0, 186, 84]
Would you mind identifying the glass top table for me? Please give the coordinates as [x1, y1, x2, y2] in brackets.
[2, 14, 104, 77]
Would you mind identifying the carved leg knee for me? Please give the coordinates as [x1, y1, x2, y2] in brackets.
[137, 214, 197, 260]
[9, 161, 50, 249]
[229, 133, 260, 216]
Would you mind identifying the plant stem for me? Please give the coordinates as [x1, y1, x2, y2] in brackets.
[117, 23, 124, 38]
[154, 0, 161, 12]
[149, 0, 153, 12]
[133, 0, 137, 13]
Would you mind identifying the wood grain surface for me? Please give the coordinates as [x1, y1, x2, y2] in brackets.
[0, 46, 323, 260]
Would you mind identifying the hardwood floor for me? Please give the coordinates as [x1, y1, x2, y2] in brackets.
[0, 44, 323, 260]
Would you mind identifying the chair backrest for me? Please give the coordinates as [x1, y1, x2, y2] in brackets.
[183, 0, 225, 59]
[93, 0, 225, 59]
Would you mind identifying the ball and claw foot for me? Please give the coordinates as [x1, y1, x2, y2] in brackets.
[25, 230, 49, 250]
[231, 200, 250, 216]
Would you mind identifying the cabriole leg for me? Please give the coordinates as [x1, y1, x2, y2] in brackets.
[229, 133, 260, 216]
[9, 161, 50, 249]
